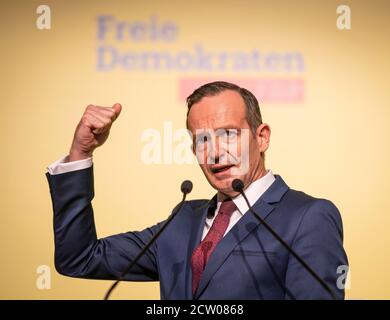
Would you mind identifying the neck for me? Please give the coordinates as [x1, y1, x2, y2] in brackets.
[252, 165, 267, 184]
[217, 165, 268, 200]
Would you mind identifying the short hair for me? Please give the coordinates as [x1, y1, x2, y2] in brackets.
[186, 81, 262, 134]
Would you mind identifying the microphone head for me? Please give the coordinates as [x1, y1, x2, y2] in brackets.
[181, 180, 193, 194]
[232, 179, 244, 192]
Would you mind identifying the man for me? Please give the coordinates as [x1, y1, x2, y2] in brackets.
[46, 81, 348, 299]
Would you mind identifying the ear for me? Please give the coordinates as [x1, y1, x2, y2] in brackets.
[255, 123, 271, 153]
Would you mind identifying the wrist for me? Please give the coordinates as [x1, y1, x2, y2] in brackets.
[68, 148, 93, 162]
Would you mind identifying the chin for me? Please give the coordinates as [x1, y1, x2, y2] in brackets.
[211, 178, 235, 193]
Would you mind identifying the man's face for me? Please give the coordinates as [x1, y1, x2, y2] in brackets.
[187, 90, 270, 197]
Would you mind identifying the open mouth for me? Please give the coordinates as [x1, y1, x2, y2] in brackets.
[211, 164, 235, 174]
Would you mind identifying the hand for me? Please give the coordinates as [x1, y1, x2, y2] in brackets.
[68, 103, 122, 162]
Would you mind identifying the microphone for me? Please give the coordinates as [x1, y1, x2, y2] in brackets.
[232, 178, 337, 300]
[181, 180, 193, 194]
[103, 180, 193, 300]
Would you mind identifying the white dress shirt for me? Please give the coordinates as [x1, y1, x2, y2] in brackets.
[201, 170, 275, 240]
[47, 156, 275, 240]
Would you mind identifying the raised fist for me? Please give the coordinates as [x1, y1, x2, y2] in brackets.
[68, 103, 122, 161]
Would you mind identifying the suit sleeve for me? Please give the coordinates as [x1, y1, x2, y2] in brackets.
[284, 199, 348, 300]
[46, 166, 160, 281]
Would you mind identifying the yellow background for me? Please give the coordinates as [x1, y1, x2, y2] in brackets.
[0, 0, 389, 299]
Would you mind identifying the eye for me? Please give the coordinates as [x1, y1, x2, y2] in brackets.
[226, 129, 237, 138]
[195, 134, 209, 146]
[218, 129, 238, 141]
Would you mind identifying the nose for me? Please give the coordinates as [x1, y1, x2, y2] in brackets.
[207, 134, 222, 164]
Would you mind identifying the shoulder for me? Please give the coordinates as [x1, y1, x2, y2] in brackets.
[281, 189, 343, 238]
[282, 189, 338, 211]
[186, 199, 211, 209]
[169, 198, 211, 215]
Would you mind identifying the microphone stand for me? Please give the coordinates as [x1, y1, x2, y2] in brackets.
[103, 181, 193, 300]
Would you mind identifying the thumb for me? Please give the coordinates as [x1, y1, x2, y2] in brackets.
[112, 103, 122, 118]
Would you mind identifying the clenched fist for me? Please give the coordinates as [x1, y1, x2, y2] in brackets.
[68, 103, 122, 162]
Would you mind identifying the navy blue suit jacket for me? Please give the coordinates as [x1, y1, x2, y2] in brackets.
[46, 166, 348, 299]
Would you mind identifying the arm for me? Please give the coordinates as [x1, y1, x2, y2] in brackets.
[46, 103, 159, 281]
[284, 199, 348, 300]
[46, 166, 160, 281]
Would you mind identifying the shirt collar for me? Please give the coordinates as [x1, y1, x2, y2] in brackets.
[205, 170, 276, 227]
[232, 170, 276, 215]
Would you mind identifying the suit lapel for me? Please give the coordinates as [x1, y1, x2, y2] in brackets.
[194, 199, 275, 299]
[193, 175, 289, 299]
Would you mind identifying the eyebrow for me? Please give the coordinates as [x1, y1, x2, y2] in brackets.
[194, 126, 243, 132]
[215, 126, 242, 130]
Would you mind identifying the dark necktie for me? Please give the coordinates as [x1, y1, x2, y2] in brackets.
[191, 198, 237, 295]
